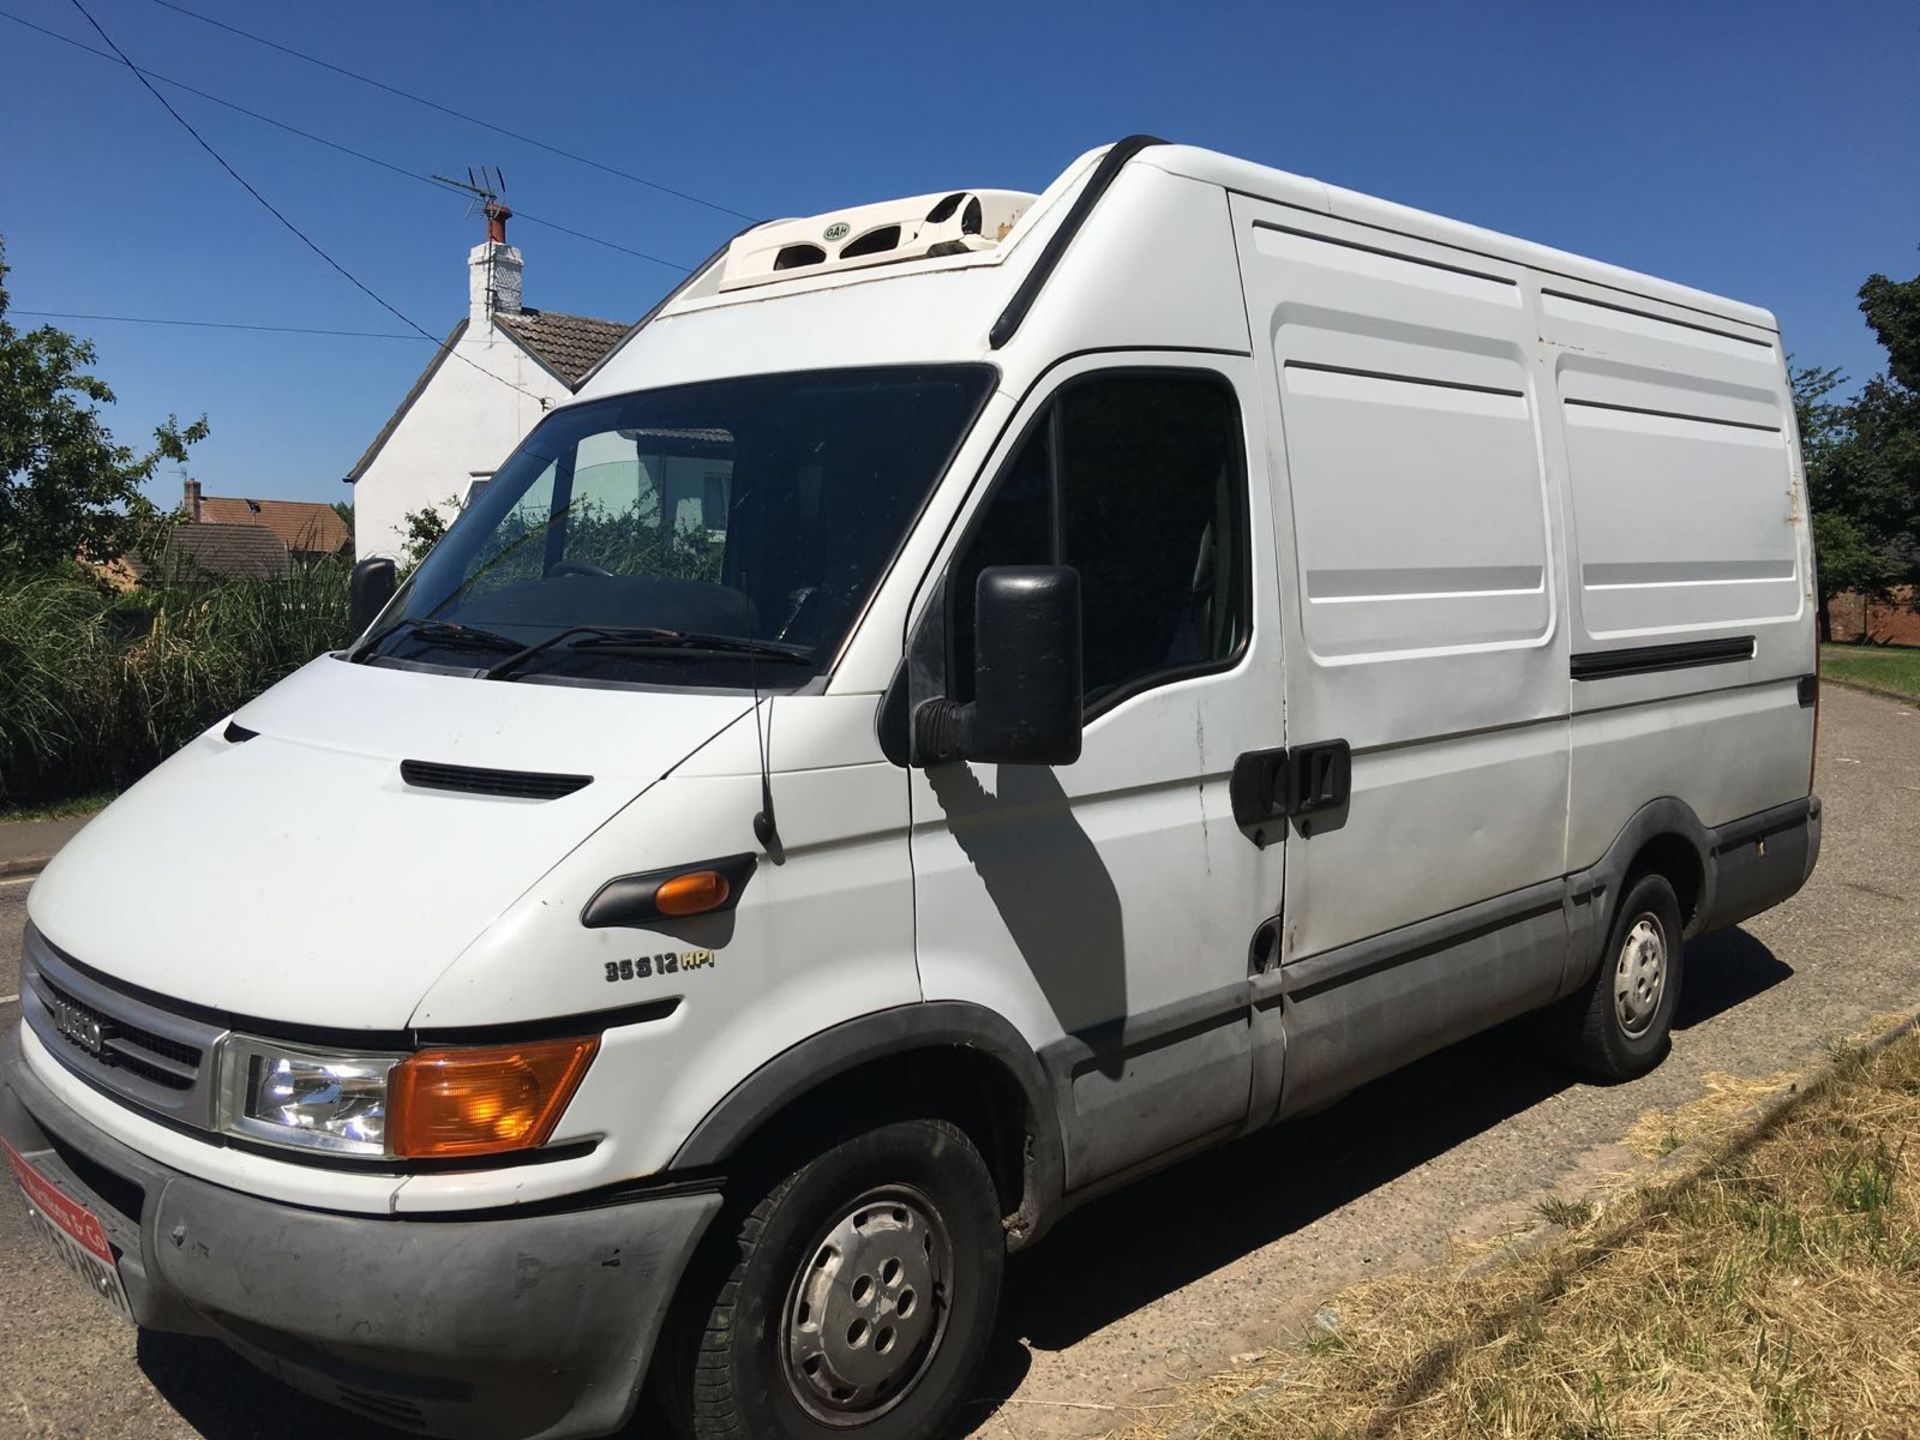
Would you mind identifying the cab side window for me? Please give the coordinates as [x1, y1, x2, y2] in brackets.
[950, 371, 1248, 712]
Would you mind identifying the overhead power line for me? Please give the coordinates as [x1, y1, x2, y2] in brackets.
[65, 0, 547, 405]
[142, 0, 758, 223]
[13, 309, 426, 340]
[0, 10, 692, 273]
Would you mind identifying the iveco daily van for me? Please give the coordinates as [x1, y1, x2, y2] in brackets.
[3, 138, 1821, 1439]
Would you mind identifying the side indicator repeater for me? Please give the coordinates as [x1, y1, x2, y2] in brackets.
[581, 853, 758, 930]
[656, 869, 731, 917]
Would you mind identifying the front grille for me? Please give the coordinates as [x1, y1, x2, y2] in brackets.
[21, 924, 229, 1131]
[399, 758, 591, 800]
[37, 977, 203, 1091]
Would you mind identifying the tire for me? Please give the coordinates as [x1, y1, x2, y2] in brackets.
[1558, 871, 1685, 1082]
[666, 1117, 1005, 1440]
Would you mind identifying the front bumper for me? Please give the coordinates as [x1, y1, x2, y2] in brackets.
[1, 1026, 720, 1439]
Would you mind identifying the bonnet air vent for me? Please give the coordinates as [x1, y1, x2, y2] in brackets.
[223, 721, 258, 743]
[399, 760, 592, 801]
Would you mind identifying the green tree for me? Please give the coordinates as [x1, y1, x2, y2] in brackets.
[0, 239, 208, 573]
[1854, 262, 1920, 545]
[1797, 363, 1886, 639]
[1798, 255, 1920, 641]
[1848, 260, 1920, 630]
[1860, 264, 1920, 392]
[401, 496, 459, 569]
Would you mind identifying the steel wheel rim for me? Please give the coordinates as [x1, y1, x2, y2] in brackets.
[1614, 913, 1667, 1037]
[779, 1183, 953, 1426]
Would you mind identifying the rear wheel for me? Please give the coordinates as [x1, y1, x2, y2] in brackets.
[668, 1117, 1004, 1439]
[1558, 871, 1684, 1081]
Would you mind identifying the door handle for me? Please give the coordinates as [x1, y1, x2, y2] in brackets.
[1288, 740, 1351, 815]
[1230, 746, 1288, 828]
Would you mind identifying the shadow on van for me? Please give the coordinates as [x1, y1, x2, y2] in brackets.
[927, 763, 1129, 1048]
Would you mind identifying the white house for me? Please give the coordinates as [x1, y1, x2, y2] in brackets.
[346, 205, 630, 562]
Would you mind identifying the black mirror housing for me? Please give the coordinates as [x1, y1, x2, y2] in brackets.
[914, 565, 1083, 767]
[349, 557, 397, 638]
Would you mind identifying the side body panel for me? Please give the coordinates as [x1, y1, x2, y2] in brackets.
[1546, 283, 1817, 879]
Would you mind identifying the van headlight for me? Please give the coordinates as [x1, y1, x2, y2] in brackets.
[218, 1034, 600, 1160]
[221, 1039, 404, 1156]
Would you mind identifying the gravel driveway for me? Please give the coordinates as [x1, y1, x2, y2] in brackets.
[2, 684, 1914, 1439]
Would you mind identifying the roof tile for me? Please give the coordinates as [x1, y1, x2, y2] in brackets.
[151, 523, 293, 581]
[495, 308, 630, 386]
[196, 496, 349, 554]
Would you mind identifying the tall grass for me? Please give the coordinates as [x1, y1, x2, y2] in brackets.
[0, 563, 351, 807]
[1112, 1029, 1920, 1440]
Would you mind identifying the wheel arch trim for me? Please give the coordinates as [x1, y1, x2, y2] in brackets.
[1567, 796, 1715, 987]
[670, 1001, 1066, 1245]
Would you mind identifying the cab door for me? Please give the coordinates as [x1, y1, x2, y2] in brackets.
[907, 358, 1287, 1191]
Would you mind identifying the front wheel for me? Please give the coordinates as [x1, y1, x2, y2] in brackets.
[1556, 871, 1685, 1081]
[668, 1117, 1005, 1439]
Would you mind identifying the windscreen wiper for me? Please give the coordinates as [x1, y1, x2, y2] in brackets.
[355, 617, 522, 663]
[484, 624, 682, 679]
[486, 625, 814, 680]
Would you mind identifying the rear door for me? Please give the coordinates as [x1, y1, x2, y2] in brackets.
[908, 357, 1287, 1190]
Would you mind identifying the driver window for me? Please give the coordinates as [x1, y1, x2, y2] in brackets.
[949, 371, 1248, 713]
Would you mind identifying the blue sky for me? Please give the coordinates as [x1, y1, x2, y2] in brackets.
[2, 0, 1916, 507]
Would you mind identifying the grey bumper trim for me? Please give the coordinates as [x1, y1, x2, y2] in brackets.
[1, 1027, 719, 1440]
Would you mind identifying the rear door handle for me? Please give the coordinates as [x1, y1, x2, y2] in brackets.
[1288, 740, 1350, 815]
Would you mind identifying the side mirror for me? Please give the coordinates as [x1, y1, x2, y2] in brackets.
[349, 557, 397, 637]
[914, 565, 1083, 766]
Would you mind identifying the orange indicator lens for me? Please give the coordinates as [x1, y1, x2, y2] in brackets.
[389, 1035, 599, 1159]
[655, 869, 731, 917]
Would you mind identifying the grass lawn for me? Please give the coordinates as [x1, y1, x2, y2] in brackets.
[1822, 642, 1920, 702]
[0, 790, 117, 825]
[1121, 1023, 1920, 1439]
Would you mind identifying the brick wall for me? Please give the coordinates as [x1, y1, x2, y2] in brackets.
[1829, 587, 1920, 645]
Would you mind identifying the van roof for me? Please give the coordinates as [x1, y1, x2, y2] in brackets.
[581, 139, 1776, 393]
[1143, 144, 1778, 333]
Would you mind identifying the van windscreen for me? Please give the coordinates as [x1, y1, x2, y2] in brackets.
[362, 365, 992, 688]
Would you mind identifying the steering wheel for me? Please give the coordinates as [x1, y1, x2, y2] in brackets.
[549, 559, 614, 579]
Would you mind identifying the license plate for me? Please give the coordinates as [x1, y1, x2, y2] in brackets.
[3, 1137, 134, 1322]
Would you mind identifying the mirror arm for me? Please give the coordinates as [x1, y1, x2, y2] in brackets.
[911, 697, 975, 767]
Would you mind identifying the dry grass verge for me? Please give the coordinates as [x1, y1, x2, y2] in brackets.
[1115, 1021, 1920, 1440]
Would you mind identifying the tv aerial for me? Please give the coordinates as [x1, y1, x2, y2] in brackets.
[433, 166, 511, 233]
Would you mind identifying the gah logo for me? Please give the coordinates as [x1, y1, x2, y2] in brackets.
[822, 221, 851, 243]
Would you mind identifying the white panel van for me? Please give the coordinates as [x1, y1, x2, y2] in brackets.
[3, 139, 1820, 1439]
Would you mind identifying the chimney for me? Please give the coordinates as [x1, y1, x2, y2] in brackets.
[469, 201, 523, 325]
[183, 477, 202, 522]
